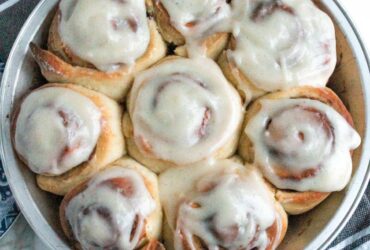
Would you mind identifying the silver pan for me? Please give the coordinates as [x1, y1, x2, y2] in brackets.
[0, 0, 369, 249]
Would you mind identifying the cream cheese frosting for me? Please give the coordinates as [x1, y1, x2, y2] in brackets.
[129, 57, 243, 165]
[159, 0, 232, 56]
[15, 87, 101, 175]
[59, 0, 150, 71]
[229, 0, 336, 91]
[245, 98, 361, 192]
[66, 167, 156, 250]
[159, 160, 279, 250]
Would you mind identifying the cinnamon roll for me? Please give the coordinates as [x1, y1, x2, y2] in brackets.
[218, 0, 337, 103]
[239, 87, 361, 214]
[31, 0, 166, 101]
[159, 159, 288, 250]
[123, 56, 243, 173]
[13, 83, 125, 195]
[144, 240, 166, 250]
[149, 0, 231, 58]
[60, 157, 162, 250]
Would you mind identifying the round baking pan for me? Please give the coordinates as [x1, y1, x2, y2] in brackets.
[0, 0, 369, 249]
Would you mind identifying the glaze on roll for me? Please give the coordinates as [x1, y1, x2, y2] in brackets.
[60, 158, 162, 250]
[30, 0, 166, 101]
[158, 0, 231, 54]
[219, 0, 336, 102]
[14, 86, 101, 175]
[59, 0, 150, 71]
[13, 83, 125, 196]
[159, 159, 287, 250]
[159, 0, 231, 38]
[124, 57, 243, 172]
[245, 99, 360, 192]
[239, 87, 361, 214]
[150, 0, 231, 58]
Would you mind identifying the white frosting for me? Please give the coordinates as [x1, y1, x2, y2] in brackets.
[159, 160, 277, 250]
[66, 167, 156, 250]
[245, 98, 361, 192]
[159, 0, 232, 56]
[15, 87, 101, 175]
[130, 57, 243, 165]
[59, 0, 150, 71]
[229, 0, 336, 91]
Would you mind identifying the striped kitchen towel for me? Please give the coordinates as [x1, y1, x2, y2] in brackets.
[0, 1, 369, 249]
[0, 59, 20, 239]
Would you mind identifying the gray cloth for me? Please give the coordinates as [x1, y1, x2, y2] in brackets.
[0, 1, 369, 249]
[0, 0, 39, 61]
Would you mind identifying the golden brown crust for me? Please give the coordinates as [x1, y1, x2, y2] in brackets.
[239, 86, 355, 215]
[60, 157, 163, 250]
[36, 83, 125, 196]
[60, 179, 88, 250]
[148, 0, 185, 46]
[275, 190, 330, 215]
[271, 201, 289, 249]
[142, 239, 166, 250]
[149, 0, 229, 60]
[30, 12, 167, 101]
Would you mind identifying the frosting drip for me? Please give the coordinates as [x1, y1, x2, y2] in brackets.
[59, 0, 150, 71]
[15, 87, 101, 175]
[66, 167, 156, 250]
[229, 0, 336, 91]
[159, 0, 232, 55]
[130, 57, 242, 165]
[245, 99, 361, 192]
[159, 160, 278, 250]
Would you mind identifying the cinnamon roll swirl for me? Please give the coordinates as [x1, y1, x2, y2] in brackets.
[239, 87, 361, 214]
[159, 159, 288, 250]
[31, 0, 166, 101]
[123, 56, 243, 173]
[218, 0, 336, 102]
[60, 158, 162, 250]
[149, 0, 231, 58]
[13, 83, 125, 195]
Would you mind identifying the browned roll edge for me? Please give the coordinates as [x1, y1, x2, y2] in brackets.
[60, 158, 162, 250]
[30, 5, 167, 101]
[149, 0, 229, 59]
[239, 86, 354, 215]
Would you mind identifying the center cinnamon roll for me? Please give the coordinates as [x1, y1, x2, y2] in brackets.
[124, 57, 243, 173]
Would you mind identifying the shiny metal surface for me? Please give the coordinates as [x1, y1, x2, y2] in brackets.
[0, 1, 68, 248]
[0, 0, 369, 249]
